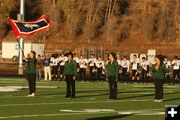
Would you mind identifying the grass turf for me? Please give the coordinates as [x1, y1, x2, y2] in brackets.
[0, 77, 179, 120]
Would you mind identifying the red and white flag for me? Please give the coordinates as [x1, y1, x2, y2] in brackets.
[9, 15, 50, 38]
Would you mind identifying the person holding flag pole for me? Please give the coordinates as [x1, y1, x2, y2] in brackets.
[23, 51, 37, 97]
[8, 0, 50, 96]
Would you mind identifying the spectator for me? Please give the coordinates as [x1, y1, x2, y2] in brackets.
[43, 54, 52, 81]
[36, 55, 43, 80]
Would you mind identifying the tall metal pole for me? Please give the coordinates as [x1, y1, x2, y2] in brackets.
[18, 0, 25, 75]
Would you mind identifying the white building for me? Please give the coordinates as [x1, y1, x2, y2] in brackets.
[2, 41, 45, 59]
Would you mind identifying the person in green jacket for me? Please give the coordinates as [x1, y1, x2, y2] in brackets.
[152, 55, 167, 102]
[24, 51, 37, 97]
[64, 52, 77, 98]
[106, 52, 119, 100]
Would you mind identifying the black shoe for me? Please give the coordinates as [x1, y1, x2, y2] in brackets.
[71, 96, 75, 98]
[65, 95, 70, 98]
[109, 97, 113, 99]
[112, 97, 117, 100]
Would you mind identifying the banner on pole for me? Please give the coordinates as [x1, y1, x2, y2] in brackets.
[9, 15, 50, 38]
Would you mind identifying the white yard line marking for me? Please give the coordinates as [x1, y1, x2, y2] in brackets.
[0, 99, 152, 107]
[60, 109, 115, 113]
[118, 109, 164, 115]
[0, 86, 60, 92]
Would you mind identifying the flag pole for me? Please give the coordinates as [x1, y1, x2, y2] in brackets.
[18, 0, 25, 75]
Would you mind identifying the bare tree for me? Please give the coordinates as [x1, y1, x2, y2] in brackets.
[0, 0, 17, 37]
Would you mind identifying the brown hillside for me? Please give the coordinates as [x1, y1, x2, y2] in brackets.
[0, 0, 180, 58]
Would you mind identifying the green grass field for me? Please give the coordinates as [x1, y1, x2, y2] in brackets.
[0, 78, 179, 120]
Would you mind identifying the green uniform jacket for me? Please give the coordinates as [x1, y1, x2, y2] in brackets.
[64, 60, 77, 76]
[152, 64, 168, 79]
[26, 58, 37, 74]
[106, 60, 119, 80]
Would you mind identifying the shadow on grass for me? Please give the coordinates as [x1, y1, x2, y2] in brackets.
[86, 115, 131, 120]
[76, 90, 147, 98]
[164, 97, 180, 102]
[118, 91, 180, 100]
[37, 88, 180, 101]
[39, 89, 146, 97]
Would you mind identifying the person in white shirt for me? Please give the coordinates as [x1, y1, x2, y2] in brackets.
[163, 57, 171, 79]
[172, 56, 180, 81]
[131, 54, 140, 81]
[79, 55, 87, 81]
[73, 54, 79, 64]
[73, 54, 80, 74]
[140, 57, 149, 83]
[58, 53, 68, 80]
[117, 55, 122, 66]
[117, 55, 122, 81]
[88, 55, 97, 81]
[121, 56, 130, 80]
[50, 54, 59, 81]
[163, 57, 171, 69]
[96, 56, 104, 81]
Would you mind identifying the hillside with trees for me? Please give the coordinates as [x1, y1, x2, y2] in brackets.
[0, 0, 180, 57]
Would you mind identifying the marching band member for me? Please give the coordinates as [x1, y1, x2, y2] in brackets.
[140, 57, 149, 83]
[163, 57, 171, 69]
[96, 56, 104, 81]
[73, 54, 79, 64]
[58, 53, 68, 81]
[50, 54, 59, 81]
[121, 56, 130, 81]
[88, 55, 97, 81]
[79, 55, 87, 81]
[117, 55, 122, 81]
[172, 56, 180, 81]
[163, 57, 171, 79]
[131, 54, 140, 81]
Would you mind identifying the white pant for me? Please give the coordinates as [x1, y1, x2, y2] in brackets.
[44, 66, 52, 81]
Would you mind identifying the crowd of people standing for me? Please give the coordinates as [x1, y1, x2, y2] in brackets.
[33, 52, 180, 83]
[24, 51, 180, 102]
